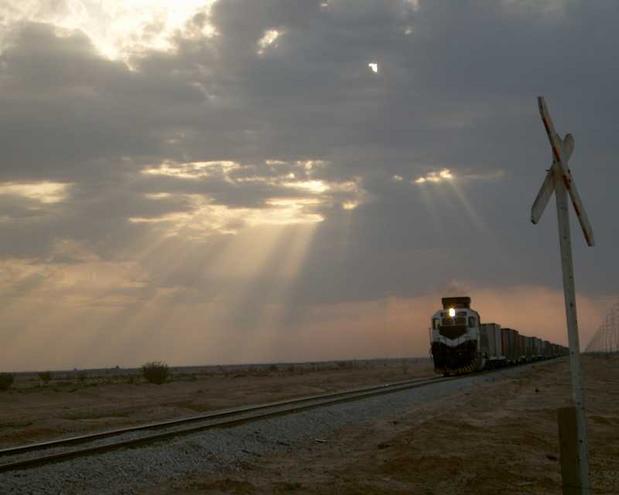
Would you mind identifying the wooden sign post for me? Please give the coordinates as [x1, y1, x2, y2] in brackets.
[531, 96, 594, 494]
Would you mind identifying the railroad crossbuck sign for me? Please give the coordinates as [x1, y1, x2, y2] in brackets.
[531, 96, 594, 495]
[531, 97, 594, 246]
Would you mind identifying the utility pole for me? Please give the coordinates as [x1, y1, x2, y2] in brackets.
[531, 96, 594, 495]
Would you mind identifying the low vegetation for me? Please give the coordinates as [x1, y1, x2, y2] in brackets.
[0, 373, 14, 391]
[142, 361, 169, 385]
[38, 371, 52, 384]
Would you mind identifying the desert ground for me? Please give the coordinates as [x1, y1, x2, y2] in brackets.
[1, 356, 617, 494]
[0, 358, 430, 448]
[148, 355, 619, 495]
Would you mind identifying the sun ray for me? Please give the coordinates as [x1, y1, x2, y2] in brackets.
[415, 184, 444, 237]
[444, 179, 488, 234]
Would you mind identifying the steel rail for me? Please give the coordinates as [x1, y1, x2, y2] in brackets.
[0, 374, 438, 458]
[0, 374, 450, 473]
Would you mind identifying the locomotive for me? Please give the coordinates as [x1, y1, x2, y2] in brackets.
[430, 296, 567, 375]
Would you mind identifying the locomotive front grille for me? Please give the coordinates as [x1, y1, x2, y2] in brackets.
[439, 325, 467, 339]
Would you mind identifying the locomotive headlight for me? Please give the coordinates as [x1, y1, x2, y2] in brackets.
[448, 308, 456, 317]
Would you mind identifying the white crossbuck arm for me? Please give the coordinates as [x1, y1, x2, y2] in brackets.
[531, 169, 554, 224]
[531, 133, 574, 224]
[533, 97, 595, 247]
[538, 97, 564, 164]
[564, 170, 595, 247]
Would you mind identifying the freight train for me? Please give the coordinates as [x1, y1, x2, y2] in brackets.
[430, 296, 568, 375]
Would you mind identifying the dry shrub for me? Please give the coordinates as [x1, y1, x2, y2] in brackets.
[0, 373, 14, 391]
[38, 371, 52, 383]
[142, 361, 169, 385]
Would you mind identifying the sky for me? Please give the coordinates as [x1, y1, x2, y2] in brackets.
[1, 0, 618, 371]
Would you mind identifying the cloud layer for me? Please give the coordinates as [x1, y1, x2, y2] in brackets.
[1, 0, 618, 370]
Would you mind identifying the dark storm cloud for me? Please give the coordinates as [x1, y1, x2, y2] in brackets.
[1, 0, 618, 303]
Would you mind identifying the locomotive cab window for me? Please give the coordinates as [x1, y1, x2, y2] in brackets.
[432, 319, 440, 329]
[468, 316, 476, 327]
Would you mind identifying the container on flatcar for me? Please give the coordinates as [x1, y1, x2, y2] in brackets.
[501, 328, 519, 364]
[480, 323, 504, 366]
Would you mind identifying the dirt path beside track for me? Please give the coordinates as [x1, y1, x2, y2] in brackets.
[0, 359, 431, 448]
[159, 355, 619, 495]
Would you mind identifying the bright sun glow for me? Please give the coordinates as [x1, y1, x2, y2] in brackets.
[135, 159, 366, 237]
[257, 29, 282, 55]
[142, 161, 240, 179]
[0, 1, 217, 60]
[283, 180, 329, 194]
[129, 196, 324, 239]
[414, 168, 454, 184]
[0, 181, 71, 204]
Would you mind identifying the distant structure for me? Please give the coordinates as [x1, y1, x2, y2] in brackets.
[585, 301, 619, 353]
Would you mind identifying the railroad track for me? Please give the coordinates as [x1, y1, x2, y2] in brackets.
[0, 374, 453, 473]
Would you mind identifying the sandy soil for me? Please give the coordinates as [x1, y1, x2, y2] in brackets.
[0, 359, 430, 448]
[154, 355, 619, 495]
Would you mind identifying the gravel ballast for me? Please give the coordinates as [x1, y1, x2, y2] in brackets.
[0, 364, 546, 494]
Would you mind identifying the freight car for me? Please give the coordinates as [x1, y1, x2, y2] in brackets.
[430, 296, 567, 375]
